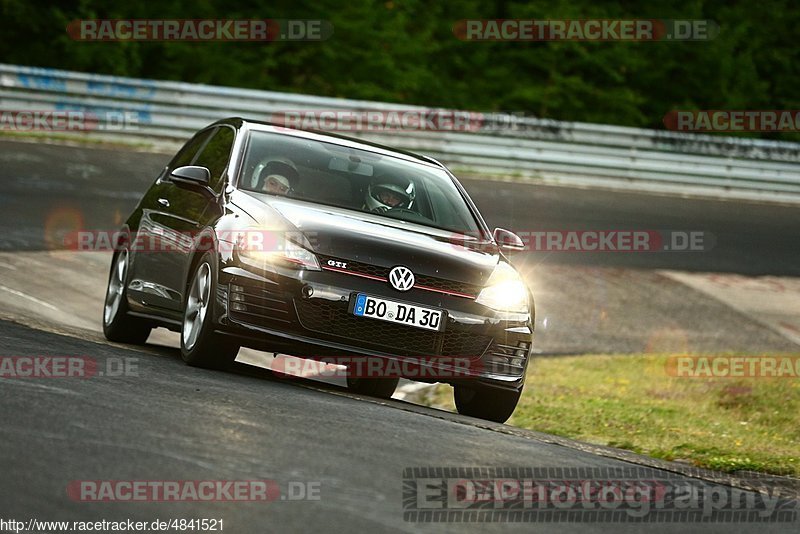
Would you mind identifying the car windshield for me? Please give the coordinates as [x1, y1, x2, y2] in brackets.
[239, 130, 483, 236]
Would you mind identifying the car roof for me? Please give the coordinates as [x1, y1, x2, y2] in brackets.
[211, 117, 445, 168]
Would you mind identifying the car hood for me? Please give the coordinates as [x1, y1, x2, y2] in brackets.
[231, 191, 500, 286]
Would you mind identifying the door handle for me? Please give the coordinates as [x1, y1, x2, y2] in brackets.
[157, 198, 170, 208]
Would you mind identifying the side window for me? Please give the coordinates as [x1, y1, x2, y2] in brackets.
[170, 129, 214, 170]
[194, 126, 235, 192]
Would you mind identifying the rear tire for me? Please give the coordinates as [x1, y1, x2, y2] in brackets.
[346, 376, 400, 399]
[103, 248, 152, 344]
[180, 252, 239, 369]
[454, 384, 522, 423]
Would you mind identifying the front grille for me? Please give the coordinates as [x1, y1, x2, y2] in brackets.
[323, 257, 388, 279]
[483, 341, 529, 377]
[295, 299, 492, 358]
[228, 283, 292, 328]
[318, 255, 481, 296]
[414, 273, 479, 296]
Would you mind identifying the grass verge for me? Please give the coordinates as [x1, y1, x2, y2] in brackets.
[430, 353, 800, 476]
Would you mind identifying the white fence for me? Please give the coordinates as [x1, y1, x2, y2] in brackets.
[2, 63, 800, 202]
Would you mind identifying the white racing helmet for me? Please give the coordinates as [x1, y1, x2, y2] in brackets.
[365, 180, 415, 212]
[255, 157, 299, 192]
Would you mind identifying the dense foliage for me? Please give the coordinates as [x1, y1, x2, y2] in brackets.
[1, 0, 797, 138]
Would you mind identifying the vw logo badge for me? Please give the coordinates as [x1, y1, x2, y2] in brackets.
[388, 266, 415, 292]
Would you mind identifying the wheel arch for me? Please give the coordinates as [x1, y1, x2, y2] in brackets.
[183, 229, 221, 305]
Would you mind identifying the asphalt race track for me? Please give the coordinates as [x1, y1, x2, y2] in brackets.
[1, 320, 798, 533]
[0, 138, 799, 532]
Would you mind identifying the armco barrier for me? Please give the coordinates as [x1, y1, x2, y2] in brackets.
[2, 63, 800, 202]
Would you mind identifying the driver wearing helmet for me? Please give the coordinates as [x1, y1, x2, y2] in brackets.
[364, 178, 415, 213]
[258, 158, 299, 196]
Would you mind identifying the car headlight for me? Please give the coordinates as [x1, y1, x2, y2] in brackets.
[475, 262, 529, 313]
[237, 234, 320, 271]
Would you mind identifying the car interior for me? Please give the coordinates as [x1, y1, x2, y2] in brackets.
[238, 131, 481, 234]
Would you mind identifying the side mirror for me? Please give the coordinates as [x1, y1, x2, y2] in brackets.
[171, 165, 210, 185]
[493, 228, 525, 254]
[169, 166, 215, 199]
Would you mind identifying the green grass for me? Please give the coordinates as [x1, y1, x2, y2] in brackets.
[431, 353, 800, 476]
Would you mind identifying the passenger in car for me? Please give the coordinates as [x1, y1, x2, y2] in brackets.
[258, 158, 299, 196]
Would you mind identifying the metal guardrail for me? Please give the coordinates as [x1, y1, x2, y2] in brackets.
[2, 63, 800, 201]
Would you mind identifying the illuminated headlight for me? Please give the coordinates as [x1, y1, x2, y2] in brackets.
[475, 262, 529, 313]
[238, 237, 320, 270]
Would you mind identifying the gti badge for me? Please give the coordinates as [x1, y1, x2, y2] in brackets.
[326, 259, 348, 269]
[388, 265, 415, 291]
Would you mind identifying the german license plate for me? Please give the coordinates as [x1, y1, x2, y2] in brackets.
[351, 293, 445, 332]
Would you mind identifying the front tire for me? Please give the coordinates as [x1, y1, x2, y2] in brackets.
[454, 384, 522, 423]
[346, 376, 400, 399]
[180, 252, 239, 369]
[103, 248, 152, 344]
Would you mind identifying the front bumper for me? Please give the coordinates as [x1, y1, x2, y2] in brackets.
[214, 257, 534, 391]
